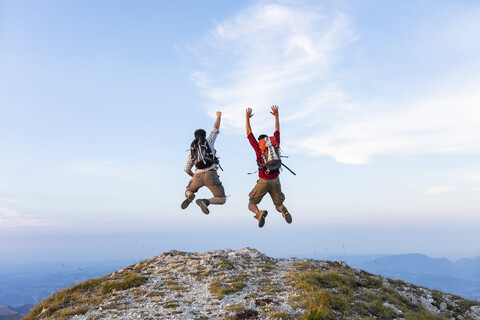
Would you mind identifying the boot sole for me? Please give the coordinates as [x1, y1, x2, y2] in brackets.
[283, 212, 292, 224]
[196, 199, 210, 215]
[181, 195, 195, 209]
[181, 199, 192, 209]
[281, 207, 292, 224]
[258, 211, 268, 228]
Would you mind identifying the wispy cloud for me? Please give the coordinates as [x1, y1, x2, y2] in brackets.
[462, 167, 480, 182]
[64, 160, 153, 180]
[0, 198, 17, 204]
[296, 82, 480, 163]
[426, 186, 455, 195]
[191, 0, 480, 164]
[191, 0, 354, 133]
[0, 207, 58, 230]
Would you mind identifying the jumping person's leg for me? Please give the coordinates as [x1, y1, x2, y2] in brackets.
[181, 191, 195, 209]
[269, 178, 292, 224]
[181, 173, 203, 209]
[196, 170, 226, 214]
[248, 179, 269, 227]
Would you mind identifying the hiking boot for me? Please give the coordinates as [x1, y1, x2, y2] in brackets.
[281, 207, 292, 224]
[181, 194, 195, 209]
[255, 210, 268, 228]
[196, 199, 210, 215]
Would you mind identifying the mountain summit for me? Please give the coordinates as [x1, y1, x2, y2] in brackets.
[24, 247, 480, 319]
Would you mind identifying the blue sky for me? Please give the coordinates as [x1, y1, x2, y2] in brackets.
[1, 0, 479, 263]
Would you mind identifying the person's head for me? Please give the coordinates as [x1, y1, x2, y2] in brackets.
[258, 134, 268, 141]
[194, 129, 207, 140]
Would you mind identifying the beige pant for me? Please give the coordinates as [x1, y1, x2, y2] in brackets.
[186, 170, 226, 204]
[248, 178, 285, 206]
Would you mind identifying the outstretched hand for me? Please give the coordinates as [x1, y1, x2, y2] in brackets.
[216, 111, 222, 118]
[270, 105, 279, 116]
[246, 107, 254, 119]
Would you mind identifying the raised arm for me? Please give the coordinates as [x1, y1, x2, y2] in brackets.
[246, 108, 253, 135]
[270, 105, 279, 131]
[214, 111, 221, 129]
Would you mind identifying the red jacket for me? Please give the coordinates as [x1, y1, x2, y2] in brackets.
[247, 130, 280, 179]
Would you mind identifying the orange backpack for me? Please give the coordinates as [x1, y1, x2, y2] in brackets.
[258, 136, 281, 172]
[259, 136, 278, 152]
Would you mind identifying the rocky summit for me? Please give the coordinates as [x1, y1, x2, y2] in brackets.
[24, 247, 480, 320]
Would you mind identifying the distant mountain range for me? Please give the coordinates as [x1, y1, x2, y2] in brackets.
[348, 254, 480, 301]
[0, 304, 32, 320]
[0, 260, 135, 307]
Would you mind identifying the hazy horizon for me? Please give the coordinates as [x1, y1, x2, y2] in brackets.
[2, 224, 479, 264]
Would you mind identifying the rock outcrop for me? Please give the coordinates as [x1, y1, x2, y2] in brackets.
[24, 247, 480, 319]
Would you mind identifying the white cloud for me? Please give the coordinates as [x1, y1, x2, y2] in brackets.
[295, 82, 480, 163]
[0, 207, 58, 229]
[426, 186, 455, 195]
[462, 168, 480, 182]
[192, 0, 354, 132]
[0, 198, 17, 204]
[191, 0, 480, 164]
[64, 160, 152, 180]
[474, 187, 480, 193]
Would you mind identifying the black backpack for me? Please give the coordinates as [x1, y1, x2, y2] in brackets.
[191, 138, 218, 169]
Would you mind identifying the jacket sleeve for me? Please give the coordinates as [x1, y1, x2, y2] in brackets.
[247, 133, 260, 151]
[185, 153, 194, 173]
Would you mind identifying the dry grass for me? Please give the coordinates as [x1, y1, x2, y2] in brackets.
[23, 273, 148, 320]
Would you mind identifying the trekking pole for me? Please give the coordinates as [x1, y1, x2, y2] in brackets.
[281, 163, 296, 175]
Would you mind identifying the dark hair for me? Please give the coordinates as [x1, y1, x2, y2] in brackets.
[194, 129, 206, 140]
[258, 134, 268, 141]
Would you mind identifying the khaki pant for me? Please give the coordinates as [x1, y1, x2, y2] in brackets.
[186, 170, 226, 199]
[249, 178, 285, 206]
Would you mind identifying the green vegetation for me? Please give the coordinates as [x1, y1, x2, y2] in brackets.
[258, 263, 276, 271]
[23, 273, 148, 320]
[269, 310, 291, 319]
[164, 279, 188, 291]
[146, 291, 164, 297]
[288, 262, 447, 320]
[102, 273, 148, 294]
[209, 276, 247, 299]
[215, 257, 236, 270]
[225, 303, 245, 312]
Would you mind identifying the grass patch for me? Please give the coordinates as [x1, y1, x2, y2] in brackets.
[289, 271, 333, 320]
[225, 303, 245, 312]
[291, 261, 316, 272]
[215, 257, 235, 270]
[258, 263, 276, 271]
[146, 291, 164, 298]
[163, 279, 188, 291]
[288, 264, 450, 320]
[101, 273, 148, 294]
[403, 310, 442, 320]
[269, 310, 291, 319]
[209, 277, 247, 299]
[23, 272, 148, 320]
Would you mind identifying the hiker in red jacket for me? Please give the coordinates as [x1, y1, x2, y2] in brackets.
[246, 105, 292, 228]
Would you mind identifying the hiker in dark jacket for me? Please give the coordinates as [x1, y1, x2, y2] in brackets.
[246, 105, 292, 228]
[182, 111, 226, 214]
